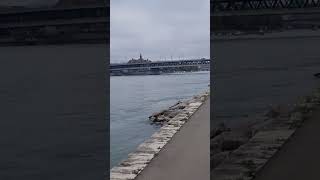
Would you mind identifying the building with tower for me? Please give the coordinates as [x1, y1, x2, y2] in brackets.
[128, 54, 152, 64]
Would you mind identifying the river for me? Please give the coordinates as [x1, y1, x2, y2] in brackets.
[212, 35, 320, 129]
[110, 71, 210, 167]
[0, 44, 107, 180]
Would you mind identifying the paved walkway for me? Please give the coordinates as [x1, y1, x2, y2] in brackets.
[135, 99, 210, 180]
[254, 107, 320, 180]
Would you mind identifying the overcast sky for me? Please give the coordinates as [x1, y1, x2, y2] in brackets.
[111, 0, 209, 63]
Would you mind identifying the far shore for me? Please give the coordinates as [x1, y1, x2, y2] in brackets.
[212, 29, 320, 41]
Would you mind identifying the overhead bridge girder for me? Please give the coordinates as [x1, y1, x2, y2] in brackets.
[211, 0, 320, 11]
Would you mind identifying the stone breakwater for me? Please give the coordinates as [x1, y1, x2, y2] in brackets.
[110, 90, 209, 180]
[211, 88, 320, 180]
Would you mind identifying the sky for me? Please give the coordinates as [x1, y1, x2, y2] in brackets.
[111, 0, 210, 63]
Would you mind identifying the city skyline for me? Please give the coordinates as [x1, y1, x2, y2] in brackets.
[111, 53, 208, 64]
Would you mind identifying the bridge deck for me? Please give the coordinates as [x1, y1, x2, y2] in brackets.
[110, 59, 210, 70]
[212, 8, 320, 17]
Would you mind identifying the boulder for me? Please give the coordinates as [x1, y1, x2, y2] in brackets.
[211, 151, 230, 169]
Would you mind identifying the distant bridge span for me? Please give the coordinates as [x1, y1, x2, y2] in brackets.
[110, 59, 210, 75]
[110, 59, 210, 70]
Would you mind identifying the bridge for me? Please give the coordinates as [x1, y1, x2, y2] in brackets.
[212, 0, 320, 15]
[0, 5, 108, 45]
[211, 0, 320, 31]
[110, 59, 210, 76]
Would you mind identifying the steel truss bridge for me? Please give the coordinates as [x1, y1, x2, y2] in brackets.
[0, 5, 109, 44]
[211, 0, 320, 32]
[110, 59, 210, 75]
[212, 0, 320, 14]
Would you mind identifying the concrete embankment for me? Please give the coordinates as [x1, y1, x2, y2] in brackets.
[253, 94, 320, 179]
[110, 90, 209, 180]
[211, 88, 320, 180]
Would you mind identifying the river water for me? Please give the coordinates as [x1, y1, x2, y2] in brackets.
[0, 45, 107, 180]
[110, 71, 210, 167]
[212, 35, 320, 129]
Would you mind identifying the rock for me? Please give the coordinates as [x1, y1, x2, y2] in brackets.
[210, 141, 222, 155]
[211, 122, 230, 138]
[170, 101, 181, 108]
[168, 111, 179, 118]
[311, 90, 320, 102]
[149, 111, 162, 119]
[288, 111, 304, 128]
[293, 102, 314, 114]
[212, 151, 230, 169]
[149, 110, 173, 124]
[156, 115, 168, 122]
[175, 103, 187, 110]
[249, 118, 274, 135]
[314, 72, 320, 78]
[211, 131, 249, 153]
[221, 138, 245, 151]
[177, 105, 186, 109]
[170, 101, 187, 110]
[264, 105, 290, 118]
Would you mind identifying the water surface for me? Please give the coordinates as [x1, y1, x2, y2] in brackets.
[0, 45, 107, 180]
[212, 36, 320, 128]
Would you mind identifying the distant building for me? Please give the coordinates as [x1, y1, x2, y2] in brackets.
[128, 54, 151, 64]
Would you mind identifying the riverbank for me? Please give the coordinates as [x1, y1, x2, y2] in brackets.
[135, 98, 209, 180]
[211, 29, 320, 180]
[211, 87, 320, 180]
[110, 72, 210, 166]
[212, 29, 320, 42]
[110, 90, 209, 180]
[254, 101, 320, 180]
